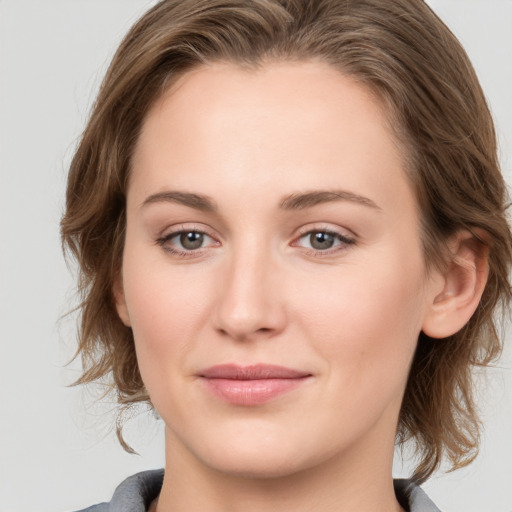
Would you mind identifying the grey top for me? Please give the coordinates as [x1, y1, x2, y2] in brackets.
[76, 469, 441, 512]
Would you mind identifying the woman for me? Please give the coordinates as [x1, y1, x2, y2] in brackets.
[61, 0, 512, 511]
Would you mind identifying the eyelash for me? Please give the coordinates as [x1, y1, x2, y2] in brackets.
[292, 227, 356, 257]
[155, 226, 218, 257]
[155, 226, 356, 258]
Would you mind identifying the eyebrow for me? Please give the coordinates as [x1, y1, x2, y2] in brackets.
[141, 191, 218, 212]
[141, 189, 380, 213]
[280, 190, 381, 211]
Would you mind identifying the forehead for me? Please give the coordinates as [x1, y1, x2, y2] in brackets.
[130, 61, 416, 219]
[139, 61, 394, 151]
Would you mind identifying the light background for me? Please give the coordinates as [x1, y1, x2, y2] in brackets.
[0, 1, 511, 511]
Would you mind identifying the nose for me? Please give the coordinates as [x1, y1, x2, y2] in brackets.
[213, 247, 287, 341]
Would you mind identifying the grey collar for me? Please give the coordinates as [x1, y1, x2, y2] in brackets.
[81, 469, 441, 512]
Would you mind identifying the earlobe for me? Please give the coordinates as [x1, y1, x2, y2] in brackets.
[113, 276, 131, 327]
[422, 231, 489, 339]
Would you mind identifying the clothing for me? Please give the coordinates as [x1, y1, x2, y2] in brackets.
[75, 469, 441, 512]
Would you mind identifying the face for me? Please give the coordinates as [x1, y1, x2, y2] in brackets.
[118, 61, 437, 478]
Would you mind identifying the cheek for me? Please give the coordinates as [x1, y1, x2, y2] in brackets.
[120, 247, 216, 384]
[292, 253, 427, 381]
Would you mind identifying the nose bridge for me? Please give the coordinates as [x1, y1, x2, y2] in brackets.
[214, 238, 285, 340]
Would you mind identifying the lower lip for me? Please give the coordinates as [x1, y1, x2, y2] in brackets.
[201, 377, 309, 405]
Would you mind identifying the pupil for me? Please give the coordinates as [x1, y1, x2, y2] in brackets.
[310, 232, 334, 250]
[180, 232, 203, 250]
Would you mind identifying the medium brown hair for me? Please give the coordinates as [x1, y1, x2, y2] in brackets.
[61, 0, 512, 483]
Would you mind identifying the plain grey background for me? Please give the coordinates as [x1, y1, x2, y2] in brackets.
[0, 1, 511, 511]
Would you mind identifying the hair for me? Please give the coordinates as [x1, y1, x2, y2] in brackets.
[61, 0, 512, 483]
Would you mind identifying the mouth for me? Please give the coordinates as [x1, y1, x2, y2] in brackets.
[198, 364, 312, 406]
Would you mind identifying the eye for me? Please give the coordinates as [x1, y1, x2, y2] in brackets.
[294, 229, 355, 253]
[177, 231, 206, 250]
[308, 232, 337, 250]
[156, 228, 218, 255]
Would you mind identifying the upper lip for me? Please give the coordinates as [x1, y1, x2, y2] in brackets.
[199, 364, 311, 380]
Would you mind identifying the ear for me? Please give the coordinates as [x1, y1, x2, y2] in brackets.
[113, 275, 131, 327]
[422, 230, 489, 339]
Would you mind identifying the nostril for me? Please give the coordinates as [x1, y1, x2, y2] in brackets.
[213, 272, 287, 340]
[216, 325, 276, 342]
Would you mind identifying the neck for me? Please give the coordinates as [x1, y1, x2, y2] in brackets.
[155, 422, 404, 512]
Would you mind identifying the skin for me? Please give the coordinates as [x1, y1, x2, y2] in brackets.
[115, 61, 485, 512]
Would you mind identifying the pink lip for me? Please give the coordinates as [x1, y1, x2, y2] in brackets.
[198, 364, 312, 405]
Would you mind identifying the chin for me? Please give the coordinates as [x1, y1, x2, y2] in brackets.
[202, 449, 315, 480]
[182, 425, 344, 481]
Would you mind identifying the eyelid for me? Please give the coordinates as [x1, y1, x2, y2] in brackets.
[155, 223, 221, 256]
[157, 221, 219, 239]
[294, 223, 356, 241]
[291, 224, 357, 254]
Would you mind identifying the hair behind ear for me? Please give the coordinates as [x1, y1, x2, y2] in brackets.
[399, 226, 509, 484]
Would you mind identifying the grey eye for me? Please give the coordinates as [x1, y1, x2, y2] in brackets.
[309, 232, 335, 250]
[179, 232, 204, 250]
[294, 229, 355, 253]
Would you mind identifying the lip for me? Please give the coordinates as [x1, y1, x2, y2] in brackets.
[198, 364, 312, 406]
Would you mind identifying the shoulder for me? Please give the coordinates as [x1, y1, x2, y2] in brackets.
[394, 479, 442, 512]
[74, 469, 164, 512]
